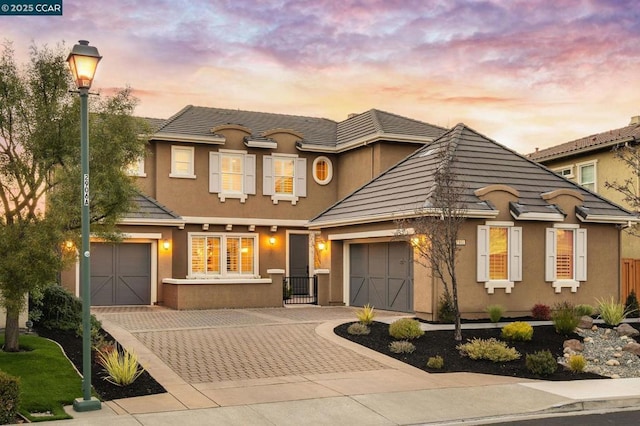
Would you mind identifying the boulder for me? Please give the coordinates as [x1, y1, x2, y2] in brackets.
[622, 342, 640, 356]
[578, 315, 593, 329]
[563, 339, 584, 352]
[615, 323, 640, 337]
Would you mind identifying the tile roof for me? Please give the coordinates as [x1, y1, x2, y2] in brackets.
[527, 118, 640, 162]
[309, 124, 636, 227]
[152, 105, 446, 150]
[124, 192, 182, 220]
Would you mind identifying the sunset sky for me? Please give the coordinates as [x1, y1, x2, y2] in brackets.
[3, 0, 640, 153]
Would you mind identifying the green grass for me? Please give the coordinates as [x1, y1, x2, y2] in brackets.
[0, 334, 82, 422]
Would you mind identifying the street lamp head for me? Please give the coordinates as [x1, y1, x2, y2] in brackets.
[67, 40, 102, 89]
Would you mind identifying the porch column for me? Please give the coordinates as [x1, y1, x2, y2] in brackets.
[268, 269, 286, 305]
[315, 269, 330, 306]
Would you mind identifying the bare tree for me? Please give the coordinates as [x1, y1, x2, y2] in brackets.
[605, 144, 640, 237]
[397, 141, 466, 340]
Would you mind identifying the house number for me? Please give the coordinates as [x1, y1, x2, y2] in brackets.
[83, 174, 89, 206]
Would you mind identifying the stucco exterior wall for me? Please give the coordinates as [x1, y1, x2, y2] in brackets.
[541, 151, 640, 259]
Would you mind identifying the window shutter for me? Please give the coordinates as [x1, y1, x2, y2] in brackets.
[263, 156, 273, 195]
[510, 227, 522, 282]
[245, 154, 256, 195]
[545, 228, 557, 282]
[209, 152, 220, 193]
[575, 228, 587, 281]
[477, 226, 489, 282]
[295, 158, 307, 197]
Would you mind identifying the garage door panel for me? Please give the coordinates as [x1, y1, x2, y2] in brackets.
[388, 278, 410, 311]
[349, 277, 368, 306]
[91, 243, 151, 306]
[349, 242, 413, 312]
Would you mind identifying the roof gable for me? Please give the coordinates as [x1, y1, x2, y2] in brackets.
[309, 123, 636, 227]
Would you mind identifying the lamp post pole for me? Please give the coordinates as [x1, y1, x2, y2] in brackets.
[68, 40, 102, 412]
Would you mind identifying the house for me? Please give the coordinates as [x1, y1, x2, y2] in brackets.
[60, 106, 447, 309]
[308, 124, 637, 319]
[528, 115, 640, 299]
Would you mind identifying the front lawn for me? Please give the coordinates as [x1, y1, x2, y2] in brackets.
[0, 334, 81, 422]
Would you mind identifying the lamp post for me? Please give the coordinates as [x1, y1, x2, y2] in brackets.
[67, 40, 102, 412]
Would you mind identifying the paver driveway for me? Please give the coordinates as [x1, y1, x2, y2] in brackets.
[94, 306, 407, 384]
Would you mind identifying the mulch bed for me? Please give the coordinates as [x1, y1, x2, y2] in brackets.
[35, 327, 166, 401]
[334, 321, 605, 381]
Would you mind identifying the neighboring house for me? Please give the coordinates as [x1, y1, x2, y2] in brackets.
[528, 115, 640, 299]
[60, 106, 446, 309]
[308, 124, 637, 318]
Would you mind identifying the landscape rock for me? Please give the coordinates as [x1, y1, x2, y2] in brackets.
[605, 359, 621, 366]
[622, 342, 640, 356]
[563, 339, 584, 352]
[578, 316, 593, 329]
[615, 323, 640, 337]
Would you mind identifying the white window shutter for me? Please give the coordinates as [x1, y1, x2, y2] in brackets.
[295, 158, 307, 197]
[510, 227, 522, 282]
[576, 228, 587, 281]
[545, 228, 557, 282]
[263, 156, 273, 195]
[477, 226, 489, 282]
[209, 152, 220, 193]
[244, 154, 256, 195]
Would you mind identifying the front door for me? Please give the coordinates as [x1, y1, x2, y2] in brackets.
[289, 234, 310, 295]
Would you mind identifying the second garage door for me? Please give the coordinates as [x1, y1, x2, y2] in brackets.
[90, 243, 151, 306]
[349, 242, 413, 312]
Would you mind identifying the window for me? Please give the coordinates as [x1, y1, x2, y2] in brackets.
[189, 233, 257, 277]
[477, 223, 522, 294]
[545, 226, 587, 293]
[125, 157, 146, 177]
[578, 161, 596, 192]
[312, 156, 333, 185]
[554, 166, 573, 179]
[170, 146, 195, 178]
[209, 151, 256, 202]
[263, 155, 307, 204]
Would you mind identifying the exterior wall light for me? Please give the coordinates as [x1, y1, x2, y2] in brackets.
[269, 236, 276, 245]
[163, 240, 171, 250]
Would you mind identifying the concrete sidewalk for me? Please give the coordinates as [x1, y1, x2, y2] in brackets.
[54, 307, 640, 425]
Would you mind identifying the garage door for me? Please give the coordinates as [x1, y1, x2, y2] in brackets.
[90, 243, 151, 306]
[349, 242, 413, 312]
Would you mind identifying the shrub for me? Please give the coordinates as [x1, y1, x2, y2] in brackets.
[32, 285, 82, 331]
[485, 304, 504, 323]
[551, 301, 579, 334]
[97, 347, 145, 386]
[567, 354, 586, 373]
[501, 321, 534, 341]
[426, 355, 444, 369]
[574, 304, 595, 318]
[625, 291, 640, 319]
[437, 294, 455, 323]
[0, 371, 20, 425]
[531, 303, 551, 321]
[76, 314, 103, 344]
[525, 350, 557, 376]
[388, 318, 424, 340]
[388, 341, 416, 354]
[356, 304, 375, 325]
[595, 296, 628, 326]
[347, 322, 371, 335]
[457, 338, 521, 362]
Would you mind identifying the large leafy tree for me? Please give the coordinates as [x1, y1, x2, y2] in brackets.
[0, 41, 147, 351]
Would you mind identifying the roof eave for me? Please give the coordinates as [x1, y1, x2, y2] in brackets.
[119, 218, 186, 228]
[151, 132, 227, 145]
[297, 133, 435, 153]
[576, 214, 640, 225]
[307, 208, 499, 229]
